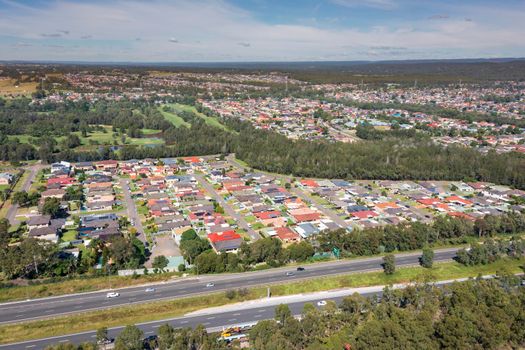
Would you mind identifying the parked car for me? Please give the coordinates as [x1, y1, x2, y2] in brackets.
[206, 282, 215, 288]
[106, 292, 120, 298]
[145, 288, 155, 293]
[317, 300, 327, 306]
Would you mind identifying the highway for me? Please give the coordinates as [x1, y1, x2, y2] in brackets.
[3, 272, 509, 350]
[0, 248, 458, 325]
[0, 289, 383, 350]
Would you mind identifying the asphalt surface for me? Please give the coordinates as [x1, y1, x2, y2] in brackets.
[194, 173, 260, 241]
[0, 289, 382, 350]
[6, 163, 42, 225]
[119, 178, 146, 243]
[0, 248, 458, 325]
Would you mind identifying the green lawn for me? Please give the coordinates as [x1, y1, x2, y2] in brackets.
[170, 103, 233, 132]
[251, 222, 265, 230]
[7, 126, 164, 149]
[245, 215, 257, 223]
[61, 230, 78, 242]
[141, 129, 162, 135]
[158, 107, 191, 128]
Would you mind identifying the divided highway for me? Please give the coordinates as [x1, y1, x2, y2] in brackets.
[0, 248, 458, 325]
[0, 290, 383, 350]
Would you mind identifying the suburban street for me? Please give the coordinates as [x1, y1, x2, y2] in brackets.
[6, 163, 43, 225]
[119, 178, 146, 243]
[194, 173, 260, 241]
[225, 154, 348, 228]
[0, 248, 459, 325]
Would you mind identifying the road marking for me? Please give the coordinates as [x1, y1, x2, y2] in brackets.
[233, 313, 241, 316]
[152, 325, 161, 328]
[228, 318, 237, 322]
[90, 335, 96, 338]
[180, 321, 188, 324]
[254, 315, 261, 318]
[145, 331, 154, 334]
[202, 322, 210, 326]
[206, 316, 215, 320]
[25, 346, 35, 348]
[45, 309, 55, 313]
[15, 314, 24, 318]
[58, 340, 69, 343]
[257, 309, 266, 313]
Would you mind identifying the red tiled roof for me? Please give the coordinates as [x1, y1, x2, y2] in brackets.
[351, 210, 378, 219]
[255, 210, 281, 220]
[417, 198, 441, 206]
[293, 212, 322, 222]
[300, 179, 319, 188]
[276, 227, 300, 241]
[208, 230, 241, 243]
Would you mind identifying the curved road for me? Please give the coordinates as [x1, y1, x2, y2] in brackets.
[0, 248, 458, 325]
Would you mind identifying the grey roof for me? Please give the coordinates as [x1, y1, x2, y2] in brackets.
[212, 238, 243, 252]
[29, 226, 57, 237]
[27, 215, 51, 226]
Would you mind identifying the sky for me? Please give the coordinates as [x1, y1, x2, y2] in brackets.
[0, 0, 524, 62]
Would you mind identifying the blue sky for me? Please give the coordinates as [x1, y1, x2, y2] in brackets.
[0, 0, 524, 62]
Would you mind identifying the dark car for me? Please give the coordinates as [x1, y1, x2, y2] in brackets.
[143, 335, 158, 350]
[296, 267, 305, 271]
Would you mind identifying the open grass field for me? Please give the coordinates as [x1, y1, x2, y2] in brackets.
[0, 258, 522, 344]
[7, 126, 164, 149]
[170, 103, 233, 132]
[0, 78, 37, 96]
[158, 106, 191, 128]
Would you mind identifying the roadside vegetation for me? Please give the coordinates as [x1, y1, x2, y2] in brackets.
[0, 257, 523, 344]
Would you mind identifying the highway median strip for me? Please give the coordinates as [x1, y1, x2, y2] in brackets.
[0, 258, 523, 345]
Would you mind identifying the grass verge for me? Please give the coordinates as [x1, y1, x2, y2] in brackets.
[0, 258, 522, 344]
[0, 273, 180, 303]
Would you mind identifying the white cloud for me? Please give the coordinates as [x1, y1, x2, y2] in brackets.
[0, 0, 523, 61]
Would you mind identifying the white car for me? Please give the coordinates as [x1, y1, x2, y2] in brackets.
[317, 300, 327, 306]
[145, 288, 155, 293]
[106, 292, 120, 298]
[206, 282, 215, 288]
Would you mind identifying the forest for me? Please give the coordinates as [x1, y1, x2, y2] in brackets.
[1, 98, 525, 189]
